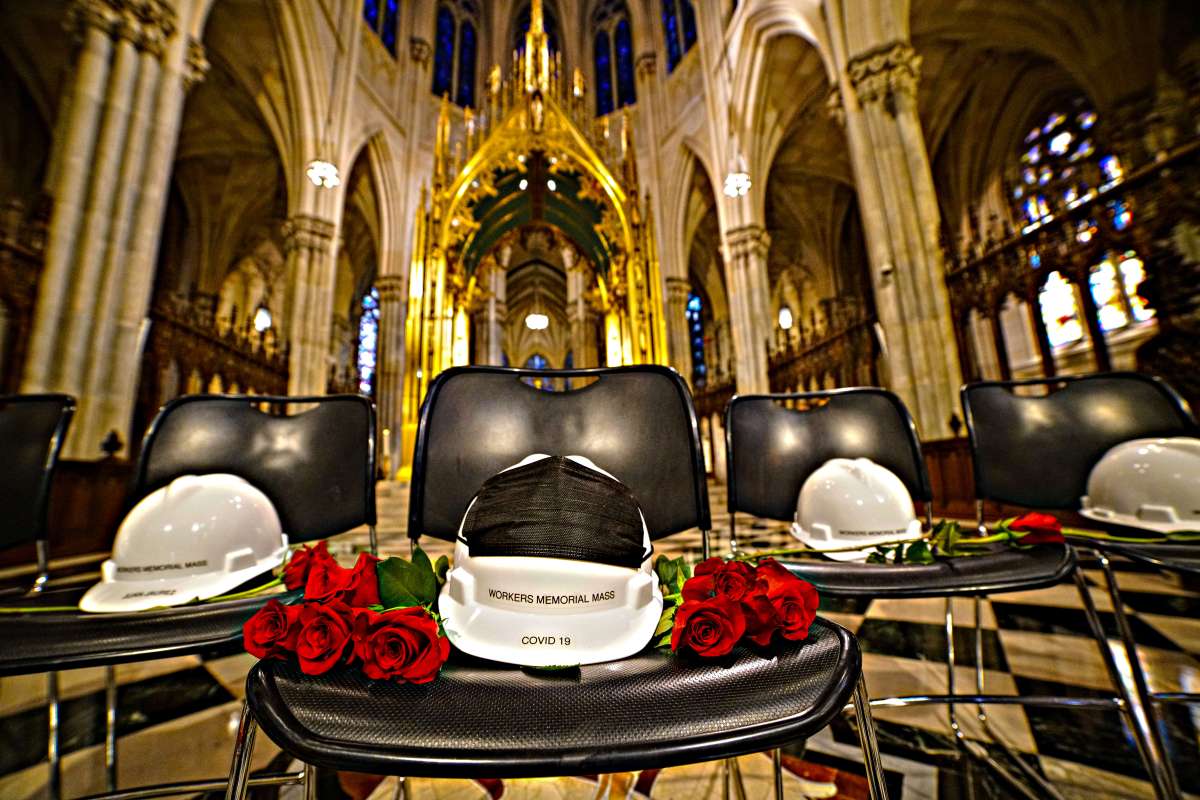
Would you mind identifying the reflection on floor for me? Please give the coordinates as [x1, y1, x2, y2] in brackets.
[1, 481, 1198, 799]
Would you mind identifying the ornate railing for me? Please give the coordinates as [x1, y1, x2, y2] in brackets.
[944, 139, 1200, 403]
[0, 197, 48, 393]
[767, 303, 878, 393]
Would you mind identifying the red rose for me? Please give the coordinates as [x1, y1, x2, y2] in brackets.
[754, 559, 819, 641]
[753, 558, 797, 594]
[670, 594, 746, 657]
[303, 555, 355, 602]
[740, 592, 780, 646]
[1009, 513, 1065, 544]
[243, 599, 299, 659]
[283, 541, 335, 591]
[683, 558, 760, 602]
[352, 606, 450, 684]
[295, 601, 353, 674]
[343, 552, 382, 606]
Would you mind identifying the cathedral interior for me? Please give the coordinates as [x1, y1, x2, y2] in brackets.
[1, 0, 1200, 798]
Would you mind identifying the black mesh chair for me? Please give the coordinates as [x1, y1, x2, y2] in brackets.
[0, 394, 75, 595]
[0, 394, 376, 800]
[226, 366, 889, 800]
[963, 372, 1198, 800]
[726, 389, 1114, 799]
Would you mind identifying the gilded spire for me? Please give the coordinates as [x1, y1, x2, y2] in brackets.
[530, 0, 544, 35]
[524, 0, 550, 94]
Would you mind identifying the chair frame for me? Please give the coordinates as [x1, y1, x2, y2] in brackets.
[7, 393, 376, 800]
[963, 372, 1199, 800]
[223, 366, 889, 800]
[724, 388, 1160, 800]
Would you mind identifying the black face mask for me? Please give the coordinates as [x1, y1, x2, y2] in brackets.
[459, 456, 650, 569]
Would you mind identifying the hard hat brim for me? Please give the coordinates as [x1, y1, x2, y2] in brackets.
[1077, 507, 1198, 536]
[78, 550, 287, 613]
[790, 520, 924, 562]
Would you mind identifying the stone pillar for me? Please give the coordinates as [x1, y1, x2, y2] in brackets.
[486, 245, 511, 365]
[563, 245, 597, 368]
[664, 276, 693, 383]
[710, 412, 727, 484]
[722, 226, 772, 394]
[283, 215, 338, 395]
[375, 273, 406, 472]
[24, 0, 186, 457]
[841, 42, 962, 437]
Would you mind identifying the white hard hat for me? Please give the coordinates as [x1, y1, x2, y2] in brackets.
[1080, 437, 1200, 533]
[80, 474, 289, 612]
[790, 458, 923, 561]
[439, 454, 663, 667]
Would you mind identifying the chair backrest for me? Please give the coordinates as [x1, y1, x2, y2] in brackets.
[726, 389, 932, 522]
[409, 366, 710, 541]
[0, 394, 75, 550]
[962, 372, 1197, 510]
[134, 395, 376, 541]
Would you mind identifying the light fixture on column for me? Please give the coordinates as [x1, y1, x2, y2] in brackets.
[723, 151, 751, 198]
[778, 306, 793, 331]
[253, 305, 273, 332]
[525, 284, 550, 330]
[306, 159, 341, 189]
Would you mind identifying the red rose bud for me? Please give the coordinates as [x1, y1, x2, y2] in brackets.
[353, 606, 450, 684]
[767, 578, 819, 641]
[283, 541, 335, 591]
[740, 592, 780, 646]
[343, 552, 382, 607]
[670, 594, 747, 657]
[295, 601, 353, 675]
[711, 560, 758, 601]
[692, 557, 726, 576]
[681, 573, 715, 602]
[1009, 513, 1065, 544]
[243, 599, 299, 659]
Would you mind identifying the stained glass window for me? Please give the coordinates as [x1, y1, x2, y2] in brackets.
[362, 0, 397, 56]
[662, 0, 682, 70]
[686, 290, 707, 386]
[614, 18, 636, 107]
[595, 31, 614, 116]
[357, 287, 380, 396]
[1089, 259, 1128, 332]
[456, 20, 477, 107]
[523, 353, 551, 390]
[516, 4, 560, 53]
[432, 6, 455, 97]
[680, 0, 697, 49]
[1119, 252, 1155, 322]
[1039, 272, 1083, 347]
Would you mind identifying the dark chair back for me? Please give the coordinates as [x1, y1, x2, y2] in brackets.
[0, 394, 75, 550]
[409, 366, 709, 541]
[134, 395, 376, 541]
[962, 372, 1196, 510]
[726, 389, 932, 522]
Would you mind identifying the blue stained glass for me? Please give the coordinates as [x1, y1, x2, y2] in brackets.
[595, 31, 614, 116]
[363, 0, 379, 29]
[662, 0, 681, 70]
[680, 0, 697, 50]
[357, 287, 380, 396]
[381, 0, 398, 55]
[432, 7, 455, 98]
[685, 290, 706, 386]
[522, 353, 551, 390]
[614, 18, 636, 108]
[456, 21, 477, 107]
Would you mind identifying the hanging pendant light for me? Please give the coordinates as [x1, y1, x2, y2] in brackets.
[525, 282, 550, 330]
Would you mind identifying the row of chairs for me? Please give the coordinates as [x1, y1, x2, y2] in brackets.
[0, 367, 1194, 800]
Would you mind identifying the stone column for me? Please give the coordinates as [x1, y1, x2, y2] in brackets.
[563, 245, 597, 368]
[283, 215, 337, 395]
[841, 42, 962, 437]
[722, 226, 772, 394]
[487, 245, 511, 365]
[375, 273, 406, 470]
[664, 276, 693, 383]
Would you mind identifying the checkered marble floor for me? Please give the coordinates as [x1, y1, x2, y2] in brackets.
[1, 481, 1198, 799]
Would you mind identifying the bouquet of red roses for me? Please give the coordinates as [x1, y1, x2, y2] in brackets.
[654, 555, 820, 658]
[242, 542, 451, 684]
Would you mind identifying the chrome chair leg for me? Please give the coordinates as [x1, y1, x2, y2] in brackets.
[48, 671, 62, 800]
[368, 524, 379, 557]
[702, 528, 710, 560]
[772, 747, 784, 800]
[1096, 554, 1181, 800]
[224, 701, 258, 800]
[729, 512, 739, 556]
[1072, 565, 1178, 800]
[852, 675, 889, 800]
[303, 762, 318, 800]
[105, 665, 119, 792]
[392, 775, 410, 800]
[727, 756, 749, 800]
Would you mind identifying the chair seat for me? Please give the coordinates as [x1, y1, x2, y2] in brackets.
[246, 618, 858, 778]
[0, 588, 301, 676]
[1071, 538, 1200, 577]
[781, 544, 1075, 598]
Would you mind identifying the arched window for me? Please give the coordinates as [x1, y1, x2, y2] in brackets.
[432, 2, 480, 107]
[1009, 99, 1155, 349]
[662, 0, 697, 72]
[357, 287, 380, 396]
[515, 3, 560, 54]
[522, 353, 551, 390]
[592, 2, 636, 116]
[362, 0, 398, 56]
[685, 290, 707, 386]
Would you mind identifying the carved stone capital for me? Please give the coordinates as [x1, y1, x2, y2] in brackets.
[636, 52, 657, 80]
[665, 276, 691, 304]
[133, 0, 175, 55]
[282, 215, 336, 254]
[184, 38, 210, 90]
[847, 41, 921, 109]
[66, 0, 118, 41]
[825, 87, 846, 128]
[725, 225, 771, 264]
[410, 37, 431, 65]
[375, 274, 406, 302]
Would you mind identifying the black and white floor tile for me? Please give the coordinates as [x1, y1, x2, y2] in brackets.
[1, 482, 1198, 799]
